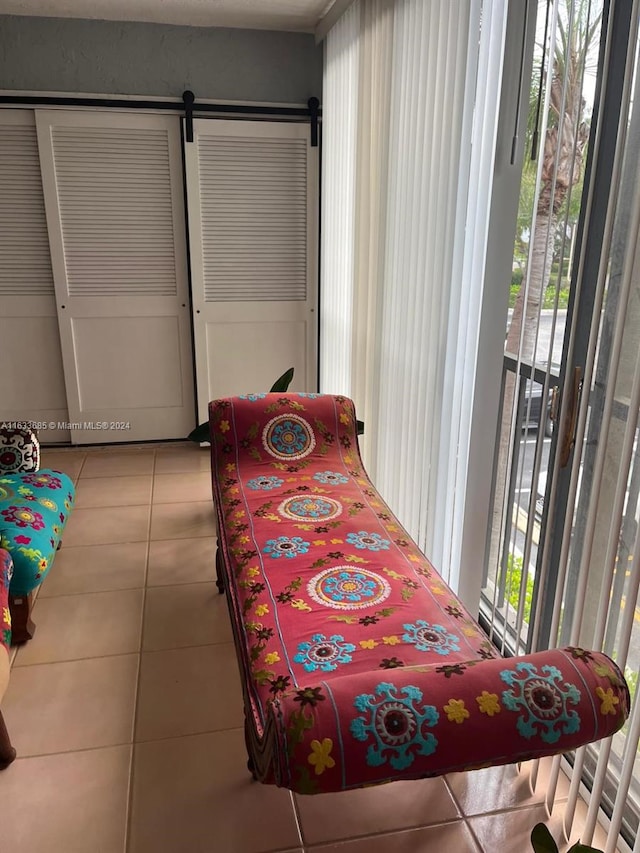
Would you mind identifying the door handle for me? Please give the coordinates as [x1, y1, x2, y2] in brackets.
[560, 366, 583, 467]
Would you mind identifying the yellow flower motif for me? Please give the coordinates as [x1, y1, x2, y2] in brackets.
[225, 463, 235, 472]
[408, 554, 420, 562]
[431, 586, 446, 596]
[308, 738, 336, 775]
[38, 558, 48, 572]
[219, 420, 230, 433]
[476, 691, 501, 717]
[330, 538, 344, 545]
[2, 607, 10, 625]
[291, 599, 312, 612]
[387, 524, 399, 532]
[229, 486, 240, 495]
[382, 635, 401, 646]
[247, 567, 260, 577]
[239, 535, 250, 544]
[255, 604, 269, 617]
[444, 699, 470, 724]
[234, 510, 245, 519]
[313, 539, 327, 546]
[343, 455, 353, 465]
[462, 626, 478, 637]
[383, 569, 404, 580]
[339, 413, 350, 424]
[359, 639, 377, 649]
[596, 686, 619, 715]
[264, 652, 280, 665]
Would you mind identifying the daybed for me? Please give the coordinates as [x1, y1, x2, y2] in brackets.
[209, 393, 629, 794]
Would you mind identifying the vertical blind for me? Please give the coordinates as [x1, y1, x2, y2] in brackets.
[321, 0, 508, 587]
[320, 1, 360, 397]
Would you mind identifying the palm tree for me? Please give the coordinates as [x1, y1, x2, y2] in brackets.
[490, 0, 600, 592]
[506, 3, 595, 360]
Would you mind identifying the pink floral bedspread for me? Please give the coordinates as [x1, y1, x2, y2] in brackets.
[209, 393, 630, 794]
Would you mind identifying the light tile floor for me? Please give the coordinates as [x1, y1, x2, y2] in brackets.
[0, 442, 613, 853]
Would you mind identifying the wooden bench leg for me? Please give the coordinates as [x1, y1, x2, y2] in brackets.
[0, 710, 16, 769]
[215, 549, 224, 595]
[9, 593, 36, 645]
[244, 717, 257, 781]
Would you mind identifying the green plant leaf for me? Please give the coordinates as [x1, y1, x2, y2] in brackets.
[270, 367, 294, 392]
[531, 823, 559, 853]
[568, 844, 604, 853]
[187, 422, 209, 443]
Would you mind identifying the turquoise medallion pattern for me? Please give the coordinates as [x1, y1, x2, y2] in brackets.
[307, 566, 391, 610]
[402, 620, 461, 656]
[278, 495, 342, 521]
[500, 663, 582, 743]
[262, 414, 316, 461]
[350, 682, 439, 770]
[247, 475, 285, 491]
[294, 633, 357, 673]
[263, 536, 310, 559]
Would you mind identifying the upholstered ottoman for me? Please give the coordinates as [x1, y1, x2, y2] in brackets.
[0, 470, 75, 643]
[0, 549, 15, 769]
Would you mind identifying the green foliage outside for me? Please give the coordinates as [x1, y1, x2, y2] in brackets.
[505, 552, 534, 622]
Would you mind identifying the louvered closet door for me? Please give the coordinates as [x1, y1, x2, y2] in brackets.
[0, 110, 70, 443]
[36, 111, 195, 444]
[185, 120, 318, 423]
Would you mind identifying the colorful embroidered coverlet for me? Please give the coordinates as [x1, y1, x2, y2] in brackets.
[209, 393, 630, 794]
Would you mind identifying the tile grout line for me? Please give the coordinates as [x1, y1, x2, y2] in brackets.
[463, 816, 486, 852]
[124, 447, 156, 853]
[300, 818, 468, 849]
[11, 639, 239, 669]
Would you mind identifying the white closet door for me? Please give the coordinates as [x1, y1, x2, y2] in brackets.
[0, 110, 70, 444]
[185, 120, 318, 423]
[36, 110, 195, 444]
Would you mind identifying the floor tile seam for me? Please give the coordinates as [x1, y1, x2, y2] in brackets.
[464, 800, 558, 821]
[300, 817, 467, 849]
[458, 795, 571, 820]
[8, 741, 135, 761]
[18, 586, 147, 602]
[73, 497, 212, 509]
[66, 537, 150, 546]
[39, 585, 147, 599]
[442, 774, 465, 818]
[145, 579, 218, 589]
[12, 650, 142, 668]
[133, 723, 247, 745]
[139, 639, 238, 656]
[289, 788, 305, 849]
[76, 474, 154, 482]
[125, 516, 151, 853]
[463, 816, 485, 852]
[148, 534, 217, 545]
[140, 637, 236, 653]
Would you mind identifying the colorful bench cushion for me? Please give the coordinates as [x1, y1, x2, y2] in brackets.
[209, 393, 630, 794]
[0, 550, 12, 702]
[0, 470, 75, 596]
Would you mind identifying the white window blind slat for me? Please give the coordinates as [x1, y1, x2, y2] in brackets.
[0, 125, 54, 297]
[196, 135, 308, 303]
[51, 126, 178, 298]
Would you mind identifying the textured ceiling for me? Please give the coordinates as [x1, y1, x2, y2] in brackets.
[0, 0, 337, 31]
